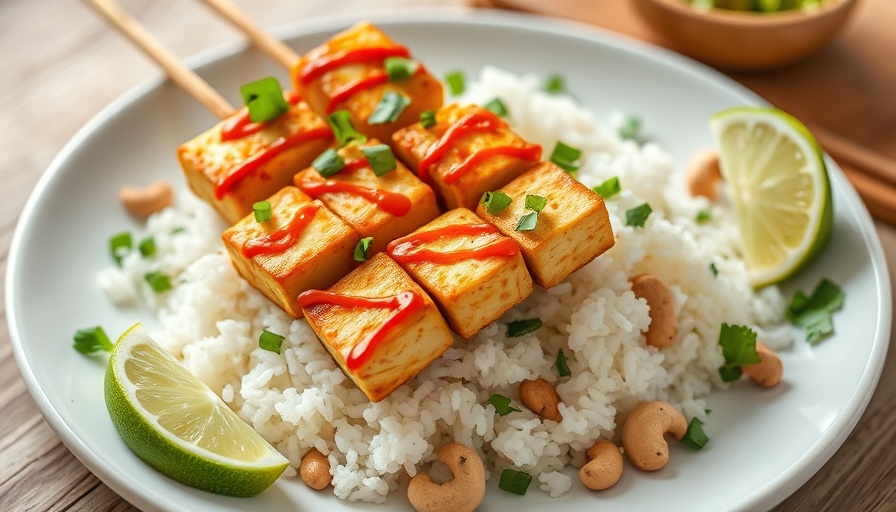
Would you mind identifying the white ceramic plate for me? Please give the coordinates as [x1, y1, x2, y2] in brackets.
[7, 9, 891, 512]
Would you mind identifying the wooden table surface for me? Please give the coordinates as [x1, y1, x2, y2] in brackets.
[1, 0, 893, 510]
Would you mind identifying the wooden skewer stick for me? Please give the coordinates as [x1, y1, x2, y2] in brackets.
[195, 0, 300, 69]
[82, 0, 235, 120]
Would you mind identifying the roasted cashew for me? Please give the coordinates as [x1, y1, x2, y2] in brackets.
[742, 341, 783, 388]
[685, 149, 722, 200]
[407, 443, 486, 512]
[631, 275, 678, 348]
[579, 440, 623, 491]
[520, 378, 562, 422]
[300, 448, 331, 490]
[622, 401, 687, 471]
[119, 180, 173, 219]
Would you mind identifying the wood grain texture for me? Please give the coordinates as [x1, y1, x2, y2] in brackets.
[0, 0, 893, 511]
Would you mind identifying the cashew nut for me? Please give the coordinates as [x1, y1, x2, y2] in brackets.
[407, 443, 486, 512]
[579, 440, 623, 491]
[631, 275, 678, 348]
[685, 149, 722, 200]
[622, 401, 688, 471]
[520, 378, 562, 422]
[119, 180, 173, 219]
[300, 448, 331, 490]
[742, 341, 783, 388]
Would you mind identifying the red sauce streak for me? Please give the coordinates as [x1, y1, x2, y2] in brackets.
[326, 71, 389, 114]
[416, 111, 505, 181]
[443, 144, 542, 184]
[214, 126, 333, 200]
[241, 203, 320, 259]
[298, 161, 412, 217]
[387, 224, 520, 264]
[220, 92, 302, 142]
[295, 289, 424, 370]
[299, 46, 411, 85]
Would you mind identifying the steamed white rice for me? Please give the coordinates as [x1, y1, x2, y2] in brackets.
[100, 67, 790, 502]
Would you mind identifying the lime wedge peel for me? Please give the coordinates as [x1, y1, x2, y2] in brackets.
[710, 106, 833, 287]
[105, 323, 288, 497]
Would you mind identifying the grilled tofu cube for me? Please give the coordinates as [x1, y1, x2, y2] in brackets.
[292, 21, 443, 144]
[392, 103, 541, 211]
[387, 208, 533, 338]
[222, 186, 359, 317]
[293, 140, 439, 256]
[177, 99, 332, 224]
[476, 162, 615, 288]
[299, 253, 454, 402]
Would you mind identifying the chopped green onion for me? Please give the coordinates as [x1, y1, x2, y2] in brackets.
[592, 177, 621, 199]
[239, 77, 289, 123]
[259, 329, 285, 354]
[718, 323, 761, 382]
[144, 271, 173, 293]
[444, 70, 466, 95]
[138, 236, 156, 257]
[625, 203, 652, 227]
[312, 148, 346, 177]
[787, 278, 844, 344]
[680, 417, 709, 451]
[507, 318, 543, 337]
[516, 212, 538, 232]
[109, 231, 132, 266]
[709, 262, 718, 277]
[171, 227, 186, 235]
[619, 114, 642, 141]
[420, 110, 437, 128]
[327, 110, 368, 147]
[361, 144, 397, 176]
[499, 469, 532, 495]
[550, 141, 582, 173]
[484, 97, 508, 118]
[354, 237, 374, 262]
[73, 326, 113, 354]
[253, 200, 272, 223]
[384, 57, 419, 81]
[481, 190, 512, 214]
[696, 209, 712, 223]
[556, 349, 571, 377]
[524, 194, 547, 213]
[544, 73, 565, 94]
[488, 394, 521, 416]
[368, 91, 411, 125]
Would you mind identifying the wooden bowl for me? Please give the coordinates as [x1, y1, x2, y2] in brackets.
[632, 0, 860, 71]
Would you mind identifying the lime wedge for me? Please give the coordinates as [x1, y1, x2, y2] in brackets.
[104, 324, 288, 497]
[710, 107, 832, 287]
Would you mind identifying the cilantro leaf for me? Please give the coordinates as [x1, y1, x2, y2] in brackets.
[718, 323, 760, 381]
[787, 278, 844, 345]
[488, 394, 521, 416]
[625, 203, 652, 227]
[679, 417, 709, 451]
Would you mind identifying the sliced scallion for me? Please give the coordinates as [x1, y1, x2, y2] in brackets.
[556, 349, 571, 377]
[544, 73, 565, 94]
[312, 148, 346, 178]
[619, 115, 642, 141]
[625, 203, 652, 227]
[361, 144, 397, 176]
[420, 110, 437, 128]
[680, 417, 709, 451]
[524, 194, 547, 213]
[550, 141, 582, 173]
[498, 469, 532, 495]
[73, 326, 113, 354]
[138, 236, 156, 257]
[354, 237, 374, 262]
[326, 110, 368, 147]
[259, 329, 284, 354]
[592, 176, 621, 199]
[144, 271, 173, 293]
[481, 190, 512, 214]
[367, 91, 411, 125]
[109, 231, 132, 266]
[239, 77, 289, 123]
[444, 70, 465, 95]
[384, 57, 419, 81]
[696, 209, 712, 223]
[253, 200, 272, 223]
[484, 97, 508, 118]
[516, 212, 538, 232]
[507, 318, 543, 337]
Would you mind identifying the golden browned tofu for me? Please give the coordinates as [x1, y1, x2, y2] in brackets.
[476, 162, 615, 288]
[392, 103, 541, 211]
[387, 208, 533, 339]
[298, 253, 454, 402]
[293, 140, 439, 256]
[177, 98, 333, 224]
[222, 186, 359, 317]
[292, 21, 443, 144]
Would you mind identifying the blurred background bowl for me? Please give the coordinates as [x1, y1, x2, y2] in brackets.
[632, 0, 860, 71]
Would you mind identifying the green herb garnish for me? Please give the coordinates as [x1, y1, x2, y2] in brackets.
[109, 231, 132, 266]
[445, 70, 466, 95]
[709, 262, 718, 277]
[550, 141, 582, 173]
[144, 271, 173, 293]
[326, 110, 368, 147]
[384, 57, 419, 81]
[499, 469, 532, 495]
[544, 73, 565, 94]
[619, 114, 642, 141]
[718, 323, 761, 382]
[354, 237, 374, 262]
[420, 109, 437, 128]
[787, 278, 844, 344]
[368, 91, 411, 125]
[239, 77, 289, 123]
[138, 236, 156, 257]
[312, 148, 346, 177]
[696, 209, 712, 223]
[484, 97, 508, 118]
[524, 194, 547, 213]
[259, 329, 285, 354]
[556, 349, 571, 377]
[73, 326, 113, 354]
[481, 190, 512, 214]
[488, 394, 522, 416]
[592, 176, 621, 199]
[680, 417, 709, 451]
[507, 318, 543, 337]
[516, 212, 538, 232]
[361, 144, 397, 176]
[253, 200, 272, 223]
[625, 203, 652, 227]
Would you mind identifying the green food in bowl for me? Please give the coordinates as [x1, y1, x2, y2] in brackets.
[687, 0, 826, 12]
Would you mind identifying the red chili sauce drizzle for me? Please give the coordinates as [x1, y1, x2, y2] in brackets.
[297, 159, 412, 216]
[299, 46, 411, 85]
[214, 126, 333, 200]
[387, 224, 520, 265]
[325, 66, 426, 114]
[416, 111, 541, 183]
[242, 203, 320, 259]
[295, 289, 424, 370]
[220, 92, 303, 142]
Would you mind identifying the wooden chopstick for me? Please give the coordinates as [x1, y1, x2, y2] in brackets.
[82, 0, 235, 119]
[810, 124, 896, 187]
[195, 0, 300, 68]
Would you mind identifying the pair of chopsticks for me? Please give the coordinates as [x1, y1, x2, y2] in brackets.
[85, 0, 896, 226]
